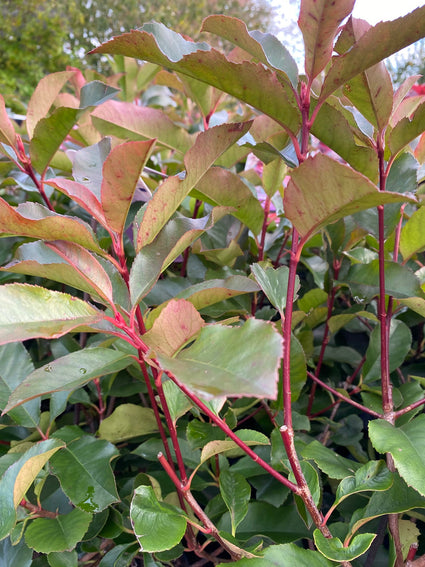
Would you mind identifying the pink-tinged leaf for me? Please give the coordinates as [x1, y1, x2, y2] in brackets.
[320, 6, 425, 101]
[0, 95, 17, 148]
[91, 100, 192, 153]
[298, 0, 355, 80]
[0, 199, 105, 255]
[91, 26, 300, 133]
[2, 240, 114, 306]
[144, 299, 205, 357]
[391, 75, 422, 125]
[389, 95, 424, 129]
[284, 154, 416, 241]
[45, 178, 108, 228]
[201, 16, 298, 87]
[388, 101, 425, 157]
[30, 107, 79, 173]
[192, 167, 264, 235]
[0, 284, 105, 345]
[26, 71, 75, 138]
[101, 139, 155, 235]
[156, 318, 282, 400]
[336, 18, 393, 131]
[136, 122, 252, 250]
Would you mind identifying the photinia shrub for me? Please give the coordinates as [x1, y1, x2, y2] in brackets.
[1, 1, 425, 565]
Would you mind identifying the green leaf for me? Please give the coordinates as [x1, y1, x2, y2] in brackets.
[192, 167, 264, 235]
[0, 537, 33, 567]
[136, 122, 252, 249]
[200, 430, 269, 464]
[130, 486, 187, 553]
[0, 342, 39, 428]
[346, 260, 423, 301]
[218, 542, 334, 566]
[91, 25, 301, 134]
[369, 415, 425, 497]
[143, 299, 204, 357]
[363, 320, 412, 382]
[251, 264, 299, 315]
[301, 440, 362, 479]
[0, 95, 17, 148]
[388, 100, 425, 157]
[79, 80, 120, 109]
[67, 137, 111, 199]
[2, 240, 115, 307]
[25, 508, 91, 553]
[284, 154, 413, 241]
[92, 100, 192, 153]
[0, 284, 106, 345]
[320, 6, 425, 101]
[49, 436, 119, 513]
[47, 550, 78, 567]
[298, 0, 355, 79]
[334, 460, 393, 508]
[130, 208, 230, 305]
[26, 71, 75, 138]
[313, 529, 375, 562]
[219, 470, 251, 537]
[4, 348, 134, 412]
[0, 439, 64, 539]
[157, 318, 282, 399]
[288, 333, 307, 402]
[98, 404, 158, 443]
[163, 379, 192, 424]
[202, 16, 298, 87]
[101, 140, 155, 235]
[0, 199, 105, 254]
[400, 205, 425, 260]
[30, 107, 79, 173]
[98, 544, 138, 567]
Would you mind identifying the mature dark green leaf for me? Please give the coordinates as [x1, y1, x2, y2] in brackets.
[49, 436, 119, 513]
[301, 440, 362, 479]
[219, 470, 251, 536]
[157, 319, 282, 399]
[333, 460, 392, 509]
[25, 508, 92, 553]
[130, 486, 187, 553]
[4, 348, 134, 412]
[217, 543, 333, 566]
[47, 550, 78, 567]
[0, 439, 64, 540]
[251, 264, 299, 315]
[369, 415, 425, 497]
[0, 284, 107, 345]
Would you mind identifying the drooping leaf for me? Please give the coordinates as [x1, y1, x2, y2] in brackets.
[136, 122, 252, 249]
[162, 379, 192, 424]
[24, 508, 92, 553]
[251, 264, 299, 315]
[26, 71, 75, 138]
[298, 0, 355, 80]
[0, 284, 106, 345]
[0, 439, 64, 539]
[98, 404, 158, 443]
[49, 436, 119, 513]
[284, 154, 414, 240]
[363, 320, 412, 382]
[156, 318, 282, 400]
[101, 140, 155, 235]
[143, 299, 204, 357]
[79, 81, 120, 109]
[4, 348, 134, 412]
[2, 240, 115, 306]
[91, 25, 301, 134]
[0, 343, 39, 428]
[346, 260, 423, 300]
[313, 529, 375, 562]
[192, 167, 264, 235]
[130, 486, 187, 553]
[320, 6, 425, 101]
[201, 16, 298, 87]
[91, 100, 192, 153]
[217, 543, 333, 566]
[0, 199, 105, 254]
[219, 470, 251, 537]
[369, 415, 425, 497]
[301, 440, 362, 479]
[30, 107, 79, 173]
[333, 460, 393, 509]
